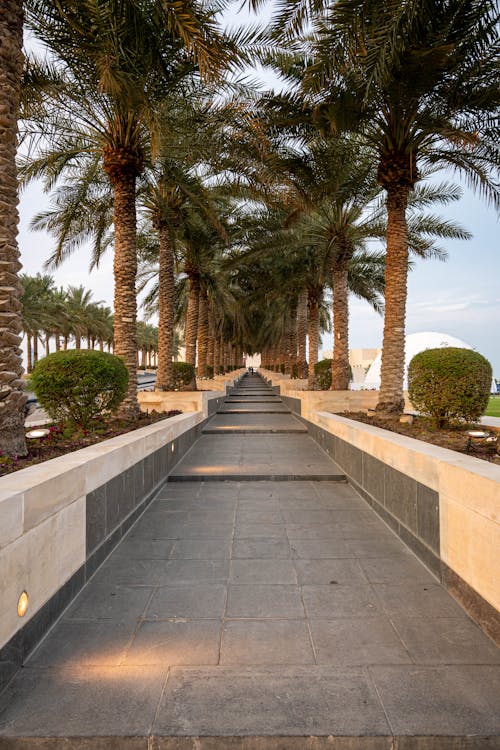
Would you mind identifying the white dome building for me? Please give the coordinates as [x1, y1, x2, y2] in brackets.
[364, 331, 473, 390]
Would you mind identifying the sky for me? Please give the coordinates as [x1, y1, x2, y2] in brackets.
[17, 2, 500, 376]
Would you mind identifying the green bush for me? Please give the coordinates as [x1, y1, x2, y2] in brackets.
[408, 347, 492, 427]
[314, 358, 332, 389]
[280, 363, 285, 374]
[291, 363, 298, 379]
[172, 362, 196, 390]
[30, 349, 128, 427]
[206, 364, 214, 378]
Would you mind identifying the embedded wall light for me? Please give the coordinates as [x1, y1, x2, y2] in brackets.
[17, 591, 29, 617]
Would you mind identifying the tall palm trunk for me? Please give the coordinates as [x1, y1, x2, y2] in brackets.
[55, 335, 60, 351]
[75, 335, 81, 349]
[297, 290, 308, 378]
[184, 273, 200, 366]
[26, 333, 32, 374]
[207, 320, 214, 376]
[307, 286, 321, 389]
[33, 334, 38, 365]
[0, 0, 27, 455]
[106, 168, 139, 418]
[197, 286, 209, 377]
[45, 334, 50, 356]
[63, 335, 69, 350]
[213, 330, 220, 374]
[331, 254, 350, 390]
[377, 185, 409, 415]
[156, 222, 175, 390]
[288, 301, 298, 376]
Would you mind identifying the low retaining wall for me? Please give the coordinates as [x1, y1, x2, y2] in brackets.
[0, 389, 227, 693]
[284, 399, 500, 643]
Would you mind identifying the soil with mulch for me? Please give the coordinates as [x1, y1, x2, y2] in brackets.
[0, 410, 182, 477]
[342, 412, 500, 465]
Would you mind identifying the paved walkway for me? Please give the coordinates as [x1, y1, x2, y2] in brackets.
[1, 374, 499, 747]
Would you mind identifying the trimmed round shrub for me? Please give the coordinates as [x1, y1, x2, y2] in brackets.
[30, 349, 128, 427]
[314, 358, 332, 389]
[172, 362, 196, 390]
[408, 347, 492, 427]
[206, 364, 214, 378]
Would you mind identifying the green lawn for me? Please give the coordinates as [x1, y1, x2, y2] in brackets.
[485, 396, 500, 417]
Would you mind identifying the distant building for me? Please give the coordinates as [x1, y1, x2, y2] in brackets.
[365, 332, 473, 390]
[321, 347, 381, 384]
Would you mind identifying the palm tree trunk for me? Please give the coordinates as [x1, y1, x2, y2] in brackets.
[184, 273, 199, 366]
[45, 334, 50, 357]
[0, 0, 27, 456]
[75, 335, 81, 349]
[109, 171, 139, 418]
[26, 333, 32, 374]
[297, 290, 308, 378]
[307, 287, 321, 389]
[55, 335, 60, 351]
[63, 335, 68, 350]
[377, 185, 409, 415]
[331, 257, 350, 390]
[213, 331, 220, 374]
[288, 301, 298, 376]
[156, 222, 175, 390]
[197, 286, 209, 378]
[207, 321, 214, 376]
[33, 334, 38, 365]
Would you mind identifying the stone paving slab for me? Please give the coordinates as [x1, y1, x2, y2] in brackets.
[203, 413, 307, 434]
[218, 404, 291, 413]
[1, 481, 499, 745]
[168, 435, 345, 480]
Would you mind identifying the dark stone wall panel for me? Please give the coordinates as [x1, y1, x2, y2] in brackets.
[384, 467, 418, 534]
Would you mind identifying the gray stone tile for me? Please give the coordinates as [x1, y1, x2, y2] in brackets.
[359, 556, 436, 584]
[27, 621, 135, 668]
[92, 558, 172, 586]
[362, 453, 386, 504]
[220, 620, 315, 665]
[371, 665, 500, 735]
[226, 584, 305, 618]
[289, 539, 353, 558]
[235, 523, 287, 539]
[65, 584, 153, 621]
[286, 524, 344, 539]
[124, 620, 221, 666]
[146, 585, 227, 620]
[0, 665, 166, 737]
[176, 523, 234, 540]
[170, 539, 232, 559]
[86, 484, 106, 554]
[294, 559, 366, 585]
[236, 509, 283, 524]
[416, 482, 440, 554]
[374, 583, 466, 621]
[112, 537, 175, 559]
[309, 617, 411, 666]
[392, 617, 500, 665]
[347, 538, 408, 558]
[302, 585, 382, 618]
[281, 510, 344, 525]
[153, 666, 391, 736]
[230, 559, 298, 584]
[232, 539, 291, 559]
[384, 467, 417, 533]
[163, 559, 229, 585]
[130, 513, 186, 539]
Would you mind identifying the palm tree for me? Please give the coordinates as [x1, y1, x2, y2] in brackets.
[298, 0, 499, 412]
[20, 273, 56, 371]
[21, 0, 231, 417]
[0, 0, 27, 456]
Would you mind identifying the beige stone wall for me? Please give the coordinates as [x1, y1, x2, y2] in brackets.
[0, 405, 217, 651]
[309, 410, 500, 615]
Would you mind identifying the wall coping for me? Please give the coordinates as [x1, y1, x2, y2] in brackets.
[0, 395, 223, 549]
